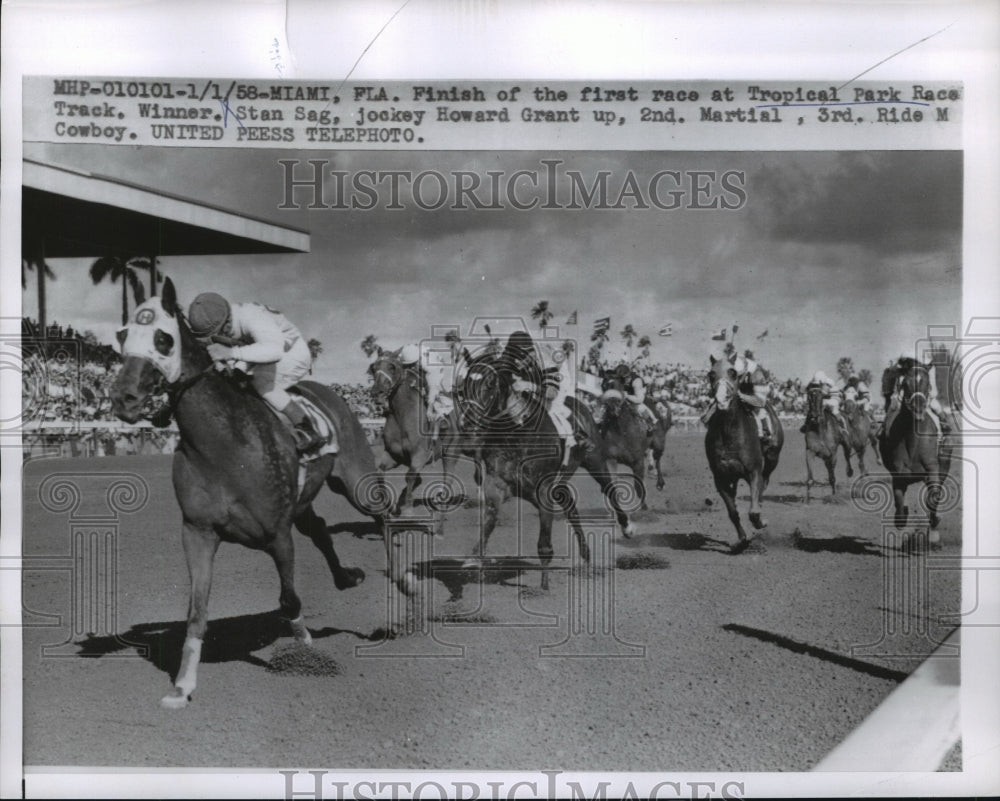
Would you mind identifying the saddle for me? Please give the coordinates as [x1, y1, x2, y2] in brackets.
[286, 385, 340, 461]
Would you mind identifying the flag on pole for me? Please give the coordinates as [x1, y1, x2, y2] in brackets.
[711, 329, 726, 341]
[756, 329, 768, 341]
[658, 324, 673, 337]
[732, 324, 740, 335]
[593, 316, 610, 334]
[566, 310, 578, 325]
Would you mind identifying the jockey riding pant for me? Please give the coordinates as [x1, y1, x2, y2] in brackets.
[251, 337, 312, 414]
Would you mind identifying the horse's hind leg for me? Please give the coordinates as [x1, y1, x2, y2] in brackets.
[266, 530, 312, 645]
[825, 456, 838, 496]
[294, 504, 365, 589]
[162, 524, 219, 709]
[653, 444, 665, 491]
[747, 469, 767, 531]
[537, 505, 555, 592]
[841, 438, 854, 479]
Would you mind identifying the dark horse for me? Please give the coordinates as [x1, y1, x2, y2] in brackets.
[878, 361, 952, 546]
[705, 357, 784, 552]
[597, 372, 669, 508]
[111, 279, 408, 708]
[803, 386, 851, 497]
[455, 352, 635, 590]
[369, 350, 462, 535]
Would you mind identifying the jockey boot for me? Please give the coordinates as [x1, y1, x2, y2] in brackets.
[836, 414, 851, 441]
[756, 409, 772, 446]
[283, 400, 325, 453]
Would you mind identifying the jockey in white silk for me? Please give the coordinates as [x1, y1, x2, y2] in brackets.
[399, 340, 457, 440]
[720, 350, 772, 443]
[803, 370, 850, 439]
[842, 374, 872, 412]
[187, 293, 322, 453]
[618, 365, 659, 430]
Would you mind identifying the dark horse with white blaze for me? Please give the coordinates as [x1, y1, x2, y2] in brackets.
[456, 351, 636, 590]
[597, 371, 670, 508]
[111, 279, 410, 709]
[369, 349, 462, 534]
[705, 357, 784, 552]
[878, 361, 952, 546]
[803, 385, 852, 497]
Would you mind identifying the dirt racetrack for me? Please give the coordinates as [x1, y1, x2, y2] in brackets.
[22, 432, 961, 771]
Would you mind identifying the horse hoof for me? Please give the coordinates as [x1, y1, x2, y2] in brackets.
[395, 571, 421, 597]
[290, 616, 313, 644]
[730, 539, 751, 555]
[335, 567, 366, 590]
[160, 688, 190, 710]
[623, 522, 637, 539]
[749, 514, 766, 530]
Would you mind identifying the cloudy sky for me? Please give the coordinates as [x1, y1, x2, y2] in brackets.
[21, 143, 961, 384]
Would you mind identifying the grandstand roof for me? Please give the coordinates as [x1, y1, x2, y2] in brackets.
[22, 158, 310, 258]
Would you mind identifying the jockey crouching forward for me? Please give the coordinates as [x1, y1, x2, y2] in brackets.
[398, 341, 458, 442]
[500, 331, 579, 466]
[800, 370, 850, 440]
[718, 349, 773, 445]
[611, 363, 659, 433]
[886, 354, 951, 437]
[842, 374, 872, 417]
[188, 292, 324, 453]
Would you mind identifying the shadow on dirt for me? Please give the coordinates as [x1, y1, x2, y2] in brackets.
[74, 611, 375, 680]
[790, 531, 884, 556]
[623, 531, 733, 554]
[412, 556, 538, 600]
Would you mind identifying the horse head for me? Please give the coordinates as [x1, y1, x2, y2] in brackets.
[112, 278, 210, 423]
[369, 350, 405, 403]
[806, 385, 825, 423]
[707, 356, 738, 410]
[900, 362, 932, 421]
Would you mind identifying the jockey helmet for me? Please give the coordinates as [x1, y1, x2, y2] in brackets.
[615, 363, 631, 380]
[188, 292, 231, 337]
[812, 370, 829, 384]
[399, 343, 421, 365]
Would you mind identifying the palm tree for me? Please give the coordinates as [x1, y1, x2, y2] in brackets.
[561, 339, 575, 357]
[360, 334, 379, 358]
[530, 300, 553, 330]
[307, 338, 323, 374]
[89, 256, 147, 325]
[836, 356, 855, 382]
[620, 324, 638, 359]
[637, 335, 651, 360]
[22, 255, 56, 336]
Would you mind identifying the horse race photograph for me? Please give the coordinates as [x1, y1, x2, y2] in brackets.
[14, 137, 970, 779]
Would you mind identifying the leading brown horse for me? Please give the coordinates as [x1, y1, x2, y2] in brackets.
[878, 362, 953, 547]
[111, 279, 409, 708]
[705, 358, 784, 552]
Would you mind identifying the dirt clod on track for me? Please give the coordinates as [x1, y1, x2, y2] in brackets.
[267, 642, 343, 677]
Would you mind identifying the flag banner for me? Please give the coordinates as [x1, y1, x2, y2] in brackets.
[711, 329, 726, 341]
[593, 316, 610, 332]
[658, 324, 672, 337]
[566, 310, 578, 325]
[756, 329, 768, 340]
[732, 324, 740, 334]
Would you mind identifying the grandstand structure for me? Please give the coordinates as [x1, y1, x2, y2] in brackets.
[20, 157, 310, 452]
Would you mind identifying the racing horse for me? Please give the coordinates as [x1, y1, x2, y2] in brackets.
[803, 384, 850, 497]
[596, 371, 669, 508]
[705, 357, 784, 552]
[369, 349, 462, 534]
[841, 395, 875, 475]
[878, 361, 952, 546]
[111, 278, 411, 708]
[455, 351, 636, 590]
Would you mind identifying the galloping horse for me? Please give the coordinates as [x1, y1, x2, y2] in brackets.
[878, 361, 952, 545]
[456, 351, 635, 590]
[705, 357, 784, 552]
[369, 349, 462, 534]
[803, 385, 850, 497]
[111, 279, 411, 708]
[597, 372, 669, 508]
[841, 396, 875, 475]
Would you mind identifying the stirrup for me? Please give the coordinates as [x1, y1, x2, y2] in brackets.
[293, 423, 324, 453]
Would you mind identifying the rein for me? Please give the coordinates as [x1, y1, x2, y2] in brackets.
[149, 364, 216, 427]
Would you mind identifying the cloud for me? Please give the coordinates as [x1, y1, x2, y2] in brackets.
[749, 151, 962, 254]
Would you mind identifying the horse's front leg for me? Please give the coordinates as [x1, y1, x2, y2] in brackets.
[892, 476, 909, 529]
[162, 523, 220, 709]
[747, 469, 767, 531]
[926, 471, 944, 550]
[841, 436, 854, 478]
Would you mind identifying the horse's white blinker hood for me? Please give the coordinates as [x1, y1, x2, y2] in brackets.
[119, 297, 182, 383]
